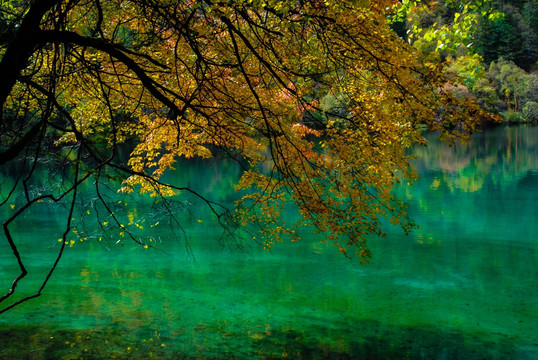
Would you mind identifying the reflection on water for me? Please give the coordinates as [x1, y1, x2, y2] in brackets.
[1, 126, 537, 359]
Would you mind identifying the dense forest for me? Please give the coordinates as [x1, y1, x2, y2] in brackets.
[396, 0, 537, 124]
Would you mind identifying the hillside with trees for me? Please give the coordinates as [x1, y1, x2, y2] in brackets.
[398, 0, 537, 123]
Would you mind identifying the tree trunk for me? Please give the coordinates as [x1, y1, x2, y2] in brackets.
[0, 0, 60, 116]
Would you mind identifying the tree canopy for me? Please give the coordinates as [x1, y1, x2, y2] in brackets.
[0, 0, 480, 312]
[397, 0, 537, 123]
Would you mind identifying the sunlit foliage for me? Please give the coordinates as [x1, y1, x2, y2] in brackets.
[0, 0, 480, 311]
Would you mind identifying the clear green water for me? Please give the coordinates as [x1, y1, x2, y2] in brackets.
[0, 126, 537, 359]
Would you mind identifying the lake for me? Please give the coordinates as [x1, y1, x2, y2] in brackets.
[0, 125, 537, 359]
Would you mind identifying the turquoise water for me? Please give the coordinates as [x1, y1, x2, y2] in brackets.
[0, 126, 537, 359]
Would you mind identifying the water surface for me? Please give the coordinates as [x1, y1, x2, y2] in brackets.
[0, 126, 537, 359]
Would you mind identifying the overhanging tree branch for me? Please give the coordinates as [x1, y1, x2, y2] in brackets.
[35, 29, 185, 120]
[0, 0, 60, 113]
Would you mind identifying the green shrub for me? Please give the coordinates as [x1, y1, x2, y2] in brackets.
[501, 109, 526, 123]
[447, 55, 486, 89]
[522, 101, 538, 123]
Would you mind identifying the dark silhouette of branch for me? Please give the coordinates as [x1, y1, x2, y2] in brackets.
[0, 0, 60, 113]
[0, 149, 88, 314]
[0, 121, 44, 165]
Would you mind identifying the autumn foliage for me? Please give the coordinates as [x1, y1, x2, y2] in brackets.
[0, 0, 481, 311]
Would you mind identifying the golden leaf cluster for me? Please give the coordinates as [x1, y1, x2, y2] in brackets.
[2, 0, 481, 260]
